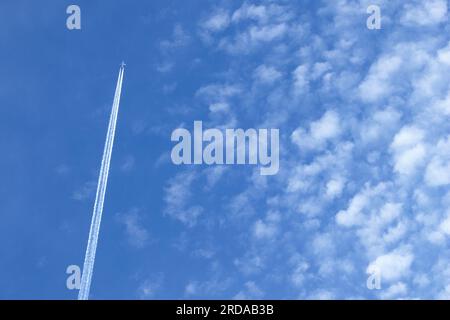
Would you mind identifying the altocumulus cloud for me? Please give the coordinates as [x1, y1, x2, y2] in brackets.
[159, 0, 450, 299]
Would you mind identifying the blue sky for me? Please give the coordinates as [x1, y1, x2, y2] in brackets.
[1, 0, 450, 299]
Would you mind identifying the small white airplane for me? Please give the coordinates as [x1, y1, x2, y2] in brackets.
[120, 61, 126, 68]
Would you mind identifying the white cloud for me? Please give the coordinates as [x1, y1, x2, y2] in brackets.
[253, 65, 282, 84]
[201, 9, 230, 32]
[292, 64, 309, 94]
[290, 260, 309, 287]
[196, 83, 242, 102]
[379, 202, 402, 225]
[156, 61, 174, 73]
[367, 248, 413, 282]
[425, 158, 450, 186]
[437, 42, 450, 65]
[359, 55, 402, 102]
[209, 102, 230, 113]
[160, 24, 190, 49]
[231, 2, 293, 25]
[291, 110, 341, 151]
[383, 221, 408, 244]
[336, 183, 389, 228]
[432, 91, 450, 116]
[309, 111, 341, 142]
[185, 277, 233, 297]
[204, 166, 227, 189]
[380, 282, 408, 299]
[219, 23, 288, 54]
[425, 136, 450, 186]
[72, 181, 96, 201]
[325, 177, 345, 199]
[311, 62, 331, 80]
[252, 211, 280, 240]
[233, 281, 264, 300]
[164, 171, 203, 227]
[401, 0, 447, 26]
[336, 190, 368, 227]
[307, 290, 335, 300]
[390, 126, 427, 175]
[394, 145, 427, 175]
[311, 233, 335, 257]
[158, 0, 450, 299]
[232, 3, 268, 23]
[138, 274, 163, 299]
[438, 284, 450, 299]
[391, 126, 425, 149]
[359, 107, 402, 145]
[253, 220, 275, 239]
[249, 23, 287, 42]
[439, 214, 450, 235]
[116, 209, 149, 248]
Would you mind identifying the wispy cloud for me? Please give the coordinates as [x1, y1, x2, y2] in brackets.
[71, 181, 96, 201]
[116, 208, 150, 249]
[159, 0, 450, 299]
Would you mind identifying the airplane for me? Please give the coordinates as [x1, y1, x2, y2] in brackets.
[120, 61, 126, 68]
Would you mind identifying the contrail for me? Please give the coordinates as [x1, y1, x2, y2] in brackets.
[78, 63, 125, 300]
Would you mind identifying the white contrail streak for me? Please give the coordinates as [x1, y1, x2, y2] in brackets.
[78, 64, 125, 300]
